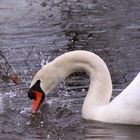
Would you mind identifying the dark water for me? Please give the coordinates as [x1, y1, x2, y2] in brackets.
[0, 0, 140, 140]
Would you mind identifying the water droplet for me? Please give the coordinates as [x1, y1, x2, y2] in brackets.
[24, 70, 28, 74]
[11, 107, 15, 110]
[82, 89, 85, 92]
[26, 121, 30, 125]
[41, 121, 44, 127]
[46, 56, 51, 64]
[41, 59, 46, 67]
[47, 134, 50, 139]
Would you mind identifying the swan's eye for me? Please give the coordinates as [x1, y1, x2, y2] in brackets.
[28, 89, 36, 100]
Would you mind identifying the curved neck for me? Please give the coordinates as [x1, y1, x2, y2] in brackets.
[49, 51, 112, 119]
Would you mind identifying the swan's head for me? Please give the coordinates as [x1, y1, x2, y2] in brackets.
[28, 80, 45, 114]
[28, 64, 60, 114]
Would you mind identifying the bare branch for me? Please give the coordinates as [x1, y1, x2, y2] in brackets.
[0, 50, 21, 85]
[25, 46, 34, 63]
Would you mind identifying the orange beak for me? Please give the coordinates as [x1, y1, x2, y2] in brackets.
[32, 91, 44, 114]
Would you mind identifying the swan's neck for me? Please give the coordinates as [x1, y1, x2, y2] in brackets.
[50, 51, 112, 119]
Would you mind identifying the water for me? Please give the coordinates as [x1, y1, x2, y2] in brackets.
[0, 0, 140, 140]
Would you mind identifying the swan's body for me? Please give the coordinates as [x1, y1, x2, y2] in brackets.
[29, 51, 140, 125]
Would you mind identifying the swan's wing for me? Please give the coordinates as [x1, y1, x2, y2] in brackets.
[111, 72, 140, 109]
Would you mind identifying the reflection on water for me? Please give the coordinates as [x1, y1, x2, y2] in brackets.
[0, 0, 140, 140]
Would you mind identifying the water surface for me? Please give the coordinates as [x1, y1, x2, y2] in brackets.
[0, 0, 140, 140]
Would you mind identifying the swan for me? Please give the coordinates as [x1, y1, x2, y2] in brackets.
[28, 50, 140, 125]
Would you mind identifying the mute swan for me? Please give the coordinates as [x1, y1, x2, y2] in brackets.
[28, 51, 140, 125]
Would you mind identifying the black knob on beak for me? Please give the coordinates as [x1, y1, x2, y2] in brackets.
[28, 89, 36, 100]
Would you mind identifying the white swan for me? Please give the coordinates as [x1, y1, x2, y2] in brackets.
[28, 50, 140, 125]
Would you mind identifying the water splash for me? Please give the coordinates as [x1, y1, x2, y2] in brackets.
[20, 107, 32, 115]
[41, 56, 51, 67]
[41, 59, 46, 67]
[5, 91, 16, 99]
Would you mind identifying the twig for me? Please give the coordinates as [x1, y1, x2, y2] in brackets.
[0, 50, 12, 76]
[0, 51, 18, 75]
[0, 50, 11, 67]
[25, 46, 34, 63]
